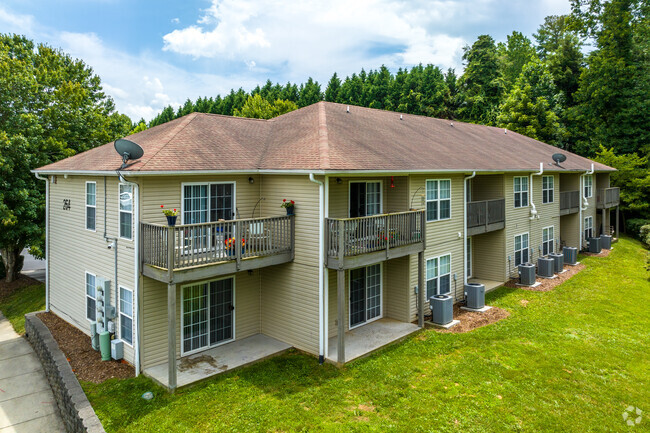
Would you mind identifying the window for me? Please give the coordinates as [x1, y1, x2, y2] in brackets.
[514, 176, 529, 208]
[584, 175, 593, 198]
[119, 184, 133, 240]
[542, 176, 554, 204]
[86, 272, 96, 321]
[86, 182, 96, 231]
[349, 182, 381, 218]
[426, 254, 451, 299]
[119, 287, 133, 345]
[426, 179, 451, 222]
[514, 233, 529, 266]
[542, 226, 554, 256]
[183, 183, 235, 224]
[584, 216, 593, 240]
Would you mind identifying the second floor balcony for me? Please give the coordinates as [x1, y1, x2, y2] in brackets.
[467, 198, 505, 236]
[326, 211, 425, 269]
[560, 190, 580, 215]
[597, 187, 620, 209]
[141, 216, 294, 284]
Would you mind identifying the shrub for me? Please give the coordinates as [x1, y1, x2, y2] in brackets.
[641, 225, 650, 246]
[626, 219, 650, 239]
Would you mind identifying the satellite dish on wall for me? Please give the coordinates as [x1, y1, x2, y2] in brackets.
[114, 139, 144, 169]
[552, 153, 567, 166]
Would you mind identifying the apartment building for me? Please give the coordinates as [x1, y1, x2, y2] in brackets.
[34, 102, 619, 390]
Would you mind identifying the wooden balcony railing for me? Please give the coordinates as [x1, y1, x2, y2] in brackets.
[597, 187, 620, 209]
[141, 216, 294, 272]
[325, 211, 425, 268]
[560, 190, 580, 214]
[467, 198, 505, 235]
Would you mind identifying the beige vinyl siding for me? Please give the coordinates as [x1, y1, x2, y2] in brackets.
[471, 174, 504, 201]
[49, 175, 137, 364]
[141, 271, 260, 368]
[471, 229, 506, 282]
[384, 256, 410, 322]
[140, 174, 261, 224]
[259, 175, 320, 354]
[582, 178, 598, 248]
[560, 213, 580, 249]
[595, 173, 611, 234]
[560, 173, 580, 193]
[408, 174, 465, 318]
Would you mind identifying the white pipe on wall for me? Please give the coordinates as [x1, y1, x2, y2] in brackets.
[463, 171, 476, 286]
[308, 173, 325, 364]
[530, 163, 543, 220]
[579, 164, 594, 249]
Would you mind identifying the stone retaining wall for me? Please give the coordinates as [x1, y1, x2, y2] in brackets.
[25, 312, 105, 433]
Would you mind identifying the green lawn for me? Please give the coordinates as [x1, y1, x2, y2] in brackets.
[0, 283, 45, 334]
[80, 238, 650, 430]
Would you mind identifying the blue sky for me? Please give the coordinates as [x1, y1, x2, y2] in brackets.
[1, 0, 571, 122]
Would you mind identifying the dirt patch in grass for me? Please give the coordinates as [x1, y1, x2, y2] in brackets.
[0, 274, 41, 301]
[37, 312, 134, 383]
[583, 248, 612, 258]
[434, 304, 510, 334]
[504, 263, 586, 292]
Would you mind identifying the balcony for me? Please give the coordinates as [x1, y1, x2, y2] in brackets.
[560, 190, 580, 215]
[597, 187, 620, 209]
[141, 216, 294, 284]
[467, 199, 505, 236]
[325, 211, 425, 269]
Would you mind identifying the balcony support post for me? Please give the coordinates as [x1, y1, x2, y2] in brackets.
[602, 208, 606, 235]
[166, 225, 177, 391]
[337, 269, 345, 364]
[418, 251, 424, 328]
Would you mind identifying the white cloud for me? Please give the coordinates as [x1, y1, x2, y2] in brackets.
[171, 17, 180, 24]
[0, 6, 35, 34]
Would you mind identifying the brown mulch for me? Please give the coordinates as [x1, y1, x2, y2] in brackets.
[37, 312, 134, 383]
[504, 263, 586, 292]
[583, 248, 612, 257]
[430, 304, 510, 334]
[0, 274, 41, 301]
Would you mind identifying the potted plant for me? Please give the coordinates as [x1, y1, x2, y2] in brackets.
[281, 199, 295, 216]
[161, 205, 178, 226]
[225, 237, 246, 256]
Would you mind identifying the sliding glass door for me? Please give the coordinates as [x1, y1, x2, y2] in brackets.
[349, 264, 382, 328]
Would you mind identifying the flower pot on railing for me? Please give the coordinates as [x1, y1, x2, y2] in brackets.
[166, 215, 177, 226]
[286, 207, 295, 216]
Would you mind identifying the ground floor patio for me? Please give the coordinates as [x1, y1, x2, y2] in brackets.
[144, 334, 291, 388]
[468, 278, 503, 292]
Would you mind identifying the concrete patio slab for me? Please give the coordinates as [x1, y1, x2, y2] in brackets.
[327, 318, 420, 364]
[468, 278, 504, 292]
[144, 333, 291, 388]
[460, 305, 493, 313]
[427, 319, 461, 329]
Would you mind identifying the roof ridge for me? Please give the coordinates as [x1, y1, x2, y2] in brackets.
[318, 102, 330, 169]
[137, 113, 199, 171]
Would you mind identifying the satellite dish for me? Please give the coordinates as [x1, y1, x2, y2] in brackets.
[114, 139, 144, 169]
[552, 153, 567, 166]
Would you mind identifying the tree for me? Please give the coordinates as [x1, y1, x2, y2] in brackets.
[457, 35, 505, 124]
[0, 34, 132, 282]
[497, 60, 566, 146]
[297, 78, 323, 107]
[233, 94, 298, 119]
[130, 119, 148, 135]
[498, 31, 537, 91]
[568, 0, 649, 156]
[324, 73, 341, 102]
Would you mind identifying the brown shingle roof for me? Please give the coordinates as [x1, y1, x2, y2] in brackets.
[36, 102, 614, 173]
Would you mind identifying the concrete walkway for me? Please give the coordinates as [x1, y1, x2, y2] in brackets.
[0, 313, 64, 433]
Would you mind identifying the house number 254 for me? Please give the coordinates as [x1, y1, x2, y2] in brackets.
[63, 199, 71, 210]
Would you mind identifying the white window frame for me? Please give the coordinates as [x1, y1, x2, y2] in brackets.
[348, 180, 383, 218]
[85, 181, 96, 231]
[514, 176, 529, 208]
[584, 175, 593, 198]
[542, 226, 554, 256]
[542, 175, 554, 204]
[584, 216, 593, 240]
[514, 233, 530, 267]
[180, 276, 236, 356]
[348, 263, 383, 330]
[85, 272, 96, 322]
[181, 181, 237, 225]
[426, 253, 452, 299]
[119, 183, 133, 240]
[119, 286, 134, 347]
[425, 179, 452, 222]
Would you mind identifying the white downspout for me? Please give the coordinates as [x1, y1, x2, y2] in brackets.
[463, 171, 476, 286]
[323, 175, 329, 360]
[34, 173, 49, 312]
[117, 172, 141, 376]
[530, 163, 543, 220]
[579, 164, 594, 250]
[309, 173, 325, 364]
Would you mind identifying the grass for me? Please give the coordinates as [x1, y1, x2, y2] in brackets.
[75, 238, 650, 430]
[0, 283, 45, 334]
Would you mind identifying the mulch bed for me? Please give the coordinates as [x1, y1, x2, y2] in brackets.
[504, 263, 586, 292]
[583, 248, 612, 258]
[0, 274, 41, 301]
[428, 304, 510, 334]
[37, 312, 134, 383]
